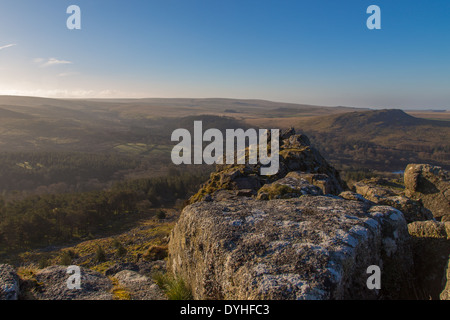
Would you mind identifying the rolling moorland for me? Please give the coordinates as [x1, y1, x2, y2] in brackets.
[0, 96, 449, 298]
[0, 96, 448, 192]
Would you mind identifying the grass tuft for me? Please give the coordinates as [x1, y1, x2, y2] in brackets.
[153, 271, 192, 300]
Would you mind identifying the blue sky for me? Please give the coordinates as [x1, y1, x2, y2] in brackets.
[0, 0, 449, 109]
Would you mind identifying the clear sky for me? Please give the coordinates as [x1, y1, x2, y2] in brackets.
[0, 0, 449, 109]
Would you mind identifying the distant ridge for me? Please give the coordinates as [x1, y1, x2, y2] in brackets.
[328, 109, 428, 128]
[294, 109, 450, 132]
[0, 95, 366, 111]
[0, 95, 370, 120]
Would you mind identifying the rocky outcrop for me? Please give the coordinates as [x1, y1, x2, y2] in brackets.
[168, 132, 440, 300]
[169, 196, 414, 300]
[407, 221, 450, 300]
[404, 164, 450, 222]
[168, 129, 450, 300]
[0, 264, 20, 300]
[354, 178, 433, 223]
[351, 168, 450, 299]
[189, 129, 346, 204]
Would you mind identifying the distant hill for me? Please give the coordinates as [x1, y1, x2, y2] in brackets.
[292, 109, 450, 171]
[300, 109, 447, 130]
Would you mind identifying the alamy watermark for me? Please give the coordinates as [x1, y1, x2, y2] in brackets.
[366, 265, 381, 290]
[66, 265, 81, 290]
[367, 5, 381, 30]
[171, 121, 280, 175]
[66, 5, 81, 30]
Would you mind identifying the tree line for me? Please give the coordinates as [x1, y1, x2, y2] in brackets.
[0, 151, 140, 192]
[305, 133, 450, 171]
[0, 171, 209, 254]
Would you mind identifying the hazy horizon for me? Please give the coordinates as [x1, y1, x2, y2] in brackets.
[1, 94, 449, 112]
[1, 1, 449, 110]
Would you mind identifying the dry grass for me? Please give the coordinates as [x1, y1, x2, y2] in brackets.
[110, 277, 132, 300]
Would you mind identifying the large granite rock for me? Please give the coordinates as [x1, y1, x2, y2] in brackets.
[168, 196, 414, 300]
[0, 264, 20, 300]
[404, 164, 450, 222]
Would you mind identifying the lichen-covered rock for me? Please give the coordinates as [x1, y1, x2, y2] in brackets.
[256, 173, 323, 200]
[287, 172, 343, 195]
[0, 264, 20, 300]
[339, 191, 373, 204]
[355, 178, 433, 223]
[407, 221, 450, 300]
[354, 178, 398, 202]
[34, 266, 113, 300]
[168, 196, 414, 300]
[404, 164, 450, 221]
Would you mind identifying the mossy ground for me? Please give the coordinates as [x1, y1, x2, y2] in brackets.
[257, 183, 298, 200]
[110, 277, 132, 300]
